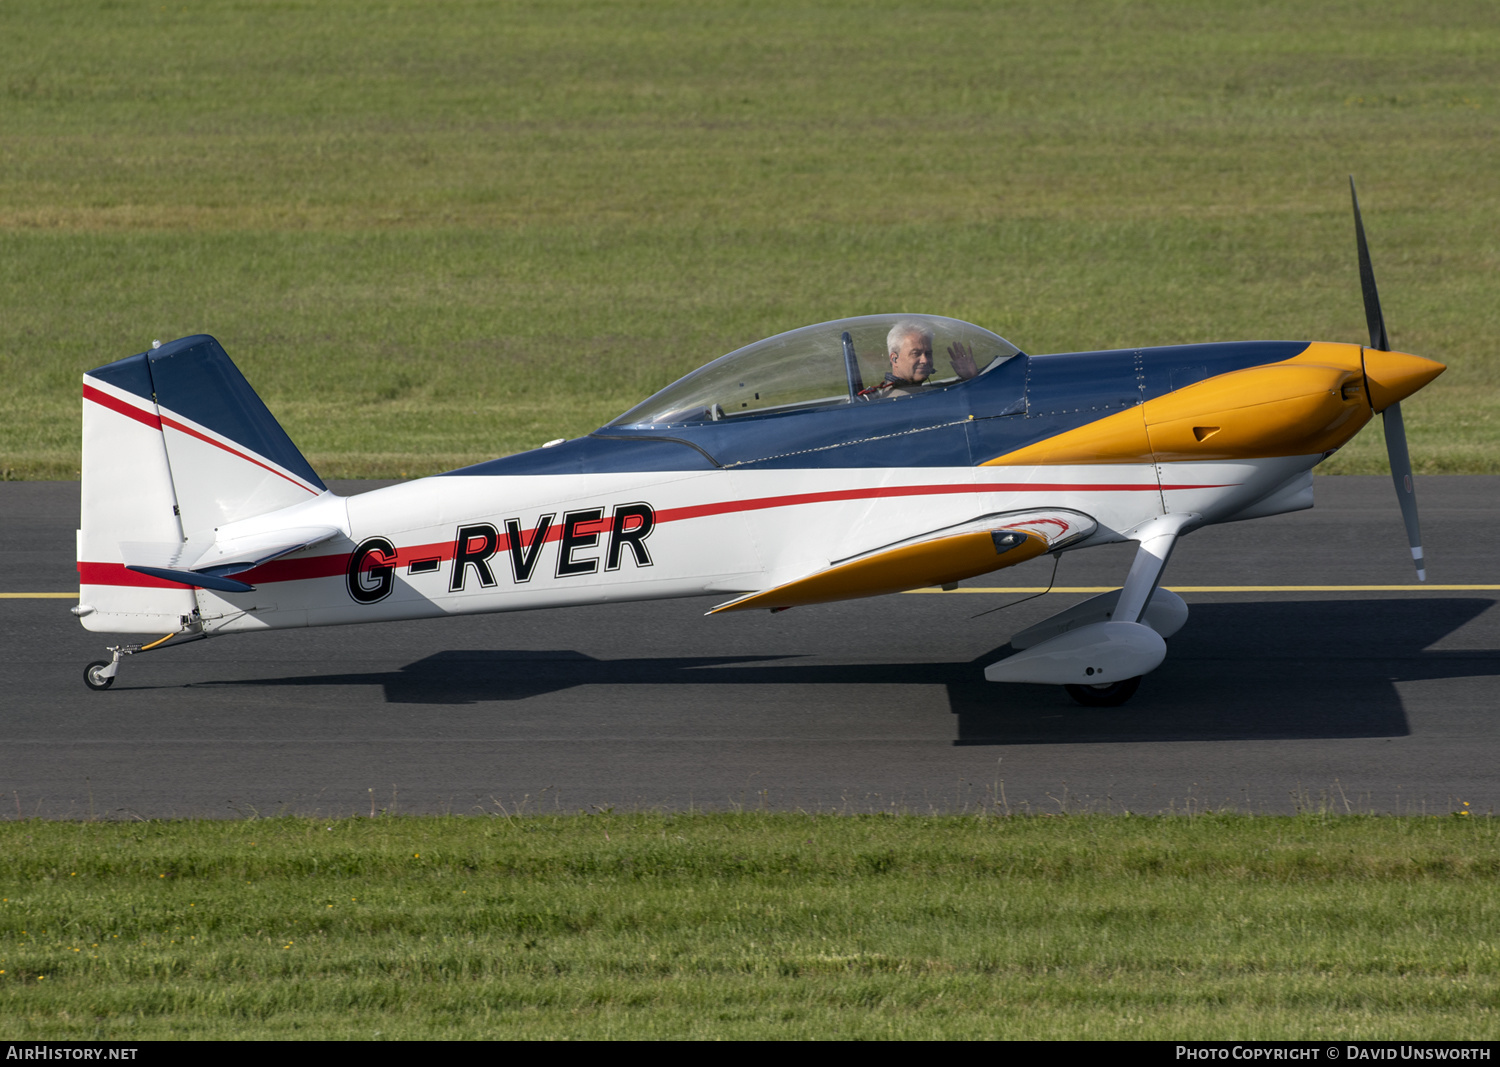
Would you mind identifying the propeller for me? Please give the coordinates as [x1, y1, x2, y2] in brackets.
[1350, 176, 1425, 581]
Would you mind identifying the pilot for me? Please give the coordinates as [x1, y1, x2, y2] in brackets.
[858, 320, 980, 398]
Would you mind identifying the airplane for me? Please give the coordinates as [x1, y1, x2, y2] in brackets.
[73, 181, 1446, 705]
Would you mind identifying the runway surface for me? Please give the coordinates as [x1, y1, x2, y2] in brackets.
[2, 477, 1496, 818]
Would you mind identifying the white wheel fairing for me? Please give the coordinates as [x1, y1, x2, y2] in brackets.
[983, 621, 1167, 686]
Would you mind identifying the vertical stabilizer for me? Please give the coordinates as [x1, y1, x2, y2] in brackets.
[147, 335, 326, 535]
[78, 352, 198, 632]
[77, 336, 327, 633]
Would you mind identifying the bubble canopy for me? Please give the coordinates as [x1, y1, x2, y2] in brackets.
[608, 315, 1022, 429]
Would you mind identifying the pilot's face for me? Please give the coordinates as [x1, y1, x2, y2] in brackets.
[890, 334, 934, 382]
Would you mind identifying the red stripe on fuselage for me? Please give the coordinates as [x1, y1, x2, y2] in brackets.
[653, 481, 1189, 524]
[81, 479, 1231, 588]
[79, 562, 192, 588]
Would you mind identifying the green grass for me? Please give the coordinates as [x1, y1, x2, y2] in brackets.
[2, 0, 1498, 478]
[1, 813, 1495, 1039]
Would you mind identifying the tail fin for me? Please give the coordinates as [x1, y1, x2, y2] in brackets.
[78, 335, 326, 633]
[133, 335, 325, 529]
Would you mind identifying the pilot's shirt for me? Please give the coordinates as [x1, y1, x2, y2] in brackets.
[857, 372, 926, 398]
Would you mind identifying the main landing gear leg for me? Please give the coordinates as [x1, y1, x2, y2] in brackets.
[983, 513, 1199, 706]
[83, 631, 208, 691]
[1060, 513, 1196, 707]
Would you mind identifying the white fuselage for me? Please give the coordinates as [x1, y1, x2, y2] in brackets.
[192, 455, 1316, 634]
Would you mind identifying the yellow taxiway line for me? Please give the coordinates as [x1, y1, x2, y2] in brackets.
[905, 585, 1500, 594]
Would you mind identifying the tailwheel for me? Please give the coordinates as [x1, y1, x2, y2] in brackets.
[84, 660, 115, 691]
[80, 631, 205, 691]
[1064, 676, 1141, 707]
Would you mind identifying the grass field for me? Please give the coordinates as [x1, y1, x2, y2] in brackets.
[1, 0, 1497, 478]
[0, 812, 1496, 1039]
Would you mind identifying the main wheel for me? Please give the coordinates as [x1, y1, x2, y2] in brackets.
[1064, 676, 1141, 707]
[83, 661, 115, 691]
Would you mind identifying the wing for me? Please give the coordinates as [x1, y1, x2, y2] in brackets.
[707, 508, 1095, 614]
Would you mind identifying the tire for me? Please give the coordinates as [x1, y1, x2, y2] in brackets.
[84, 661, 115, 691]
[1064, 675, 1141, 707]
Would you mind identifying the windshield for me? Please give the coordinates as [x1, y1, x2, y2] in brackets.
[609, 315, 1020, 429]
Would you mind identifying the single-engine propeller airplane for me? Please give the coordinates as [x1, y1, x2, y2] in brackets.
[74, 181, 1445, 704]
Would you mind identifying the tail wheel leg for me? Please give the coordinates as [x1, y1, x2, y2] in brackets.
[80, 631, 207, 691]
[82, 646, 128, 691]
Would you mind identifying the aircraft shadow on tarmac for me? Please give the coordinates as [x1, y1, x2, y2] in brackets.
[225, 598, 1497, 746]
[952, 597, 1496, 745]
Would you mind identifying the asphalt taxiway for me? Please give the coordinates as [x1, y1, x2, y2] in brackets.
[1, 477, 1495, 818]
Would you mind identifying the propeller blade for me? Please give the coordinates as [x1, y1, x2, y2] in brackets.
[1382, 401, 1426, 581]
[1351, 178, 1426, 581]
[1350, 176, 1390, 352]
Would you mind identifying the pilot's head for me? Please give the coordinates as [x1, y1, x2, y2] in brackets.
[887, 321, 935, 383]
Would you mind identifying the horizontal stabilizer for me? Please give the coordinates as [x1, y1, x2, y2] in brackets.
[122, 526, 339, 574]
[709, 508, 1095, 614]
[125, 566, 255, 594]
[185, 524, 342, 572]
[118, 523, 342, 594]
